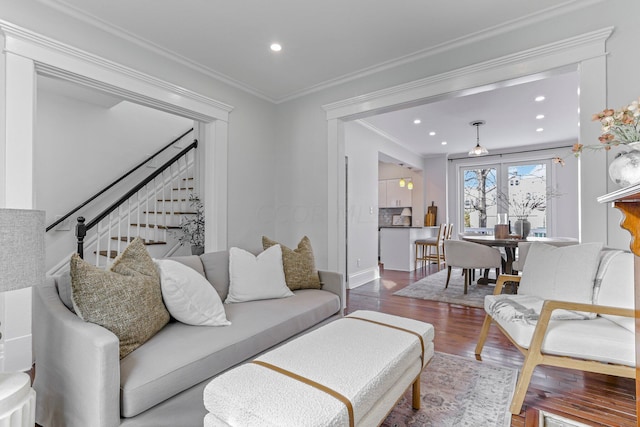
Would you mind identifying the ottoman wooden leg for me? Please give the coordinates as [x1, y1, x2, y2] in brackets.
[412, 377, 421, 410]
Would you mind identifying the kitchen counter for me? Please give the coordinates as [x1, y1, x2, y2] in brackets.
[379, 226, 439, 271]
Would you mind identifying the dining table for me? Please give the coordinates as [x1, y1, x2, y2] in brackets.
[460, 234, 579, 277]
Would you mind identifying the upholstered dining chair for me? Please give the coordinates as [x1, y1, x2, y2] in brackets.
[415, 223, 446, 271]
[443, 240, 502, 294]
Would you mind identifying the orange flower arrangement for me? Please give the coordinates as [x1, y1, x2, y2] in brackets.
[553, 96, 640, 165]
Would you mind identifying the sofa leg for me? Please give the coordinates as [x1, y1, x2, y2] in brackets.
[474, 314, 493, 357]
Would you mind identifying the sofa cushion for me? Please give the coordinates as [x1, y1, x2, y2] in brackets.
[119, 289, 341, 417]
[488, 308, 634, 367]
[594, 251, 634, 332]
[199, 250, 231, 301]
[225, 246, 294, 303]
[262, 235, 322, 291]
[164, 254, 206, 277]
[518, 242, 603, 304]
[70, 238, 170, 359]
[155, 259, 230, 326]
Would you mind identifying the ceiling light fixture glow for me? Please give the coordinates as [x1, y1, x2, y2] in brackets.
[270, 43, 282, 52]
[535, 95, 546, 102]
[468, 120, 488, 157]
[429, 131, 436, 136]
[536, 114, 545, 119]
[536, 128, 544, 132]
[441, 141, 447, 145]
[413, 119, 421, 124]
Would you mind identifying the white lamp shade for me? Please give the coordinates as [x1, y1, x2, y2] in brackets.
[0, 209, 45, 292]
[400, 208, 412, 216]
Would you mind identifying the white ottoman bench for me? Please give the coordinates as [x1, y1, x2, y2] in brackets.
[203, 310, 435, 426]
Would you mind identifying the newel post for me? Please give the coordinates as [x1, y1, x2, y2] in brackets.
[76, 216, 86, 258]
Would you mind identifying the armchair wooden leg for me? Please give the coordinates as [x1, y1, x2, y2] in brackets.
[445, 266, 452, 288]
[509, 352, 541, 415]
[474, 314, 493, 356]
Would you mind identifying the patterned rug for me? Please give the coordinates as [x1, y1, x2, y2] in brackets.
[393, 268, 495, 308]
[382, 352, 517, 427]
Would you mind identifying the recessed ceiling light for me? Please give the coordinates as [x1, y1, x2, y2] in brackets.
[429, 131, 436, 136]
[536, 128, 544, 132]
[270, 43, 282, 52]
[535, 96, 546, 102]
[536, 114, 544, 119]
[441, 141, 447, 145]
[413, 119, 421, 124]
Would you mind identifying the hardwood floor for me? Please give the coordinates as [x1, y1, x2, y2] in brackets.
[346, 267, 636, 427]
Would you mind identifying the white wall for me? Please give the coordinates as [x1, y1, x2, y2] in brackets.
[344, 121, 428, 286]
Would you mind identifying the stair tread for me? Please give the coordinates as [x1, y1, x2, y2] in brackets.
[110, 237, 167, 245]
[143, 211, 196, 215]
[130, 223, 180, 229]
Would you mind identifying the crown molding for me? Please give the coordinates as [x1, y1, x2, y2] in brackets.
[0, 20, 234, 122]
[33, 0, 605, 105]
[323, 27, 613, 120]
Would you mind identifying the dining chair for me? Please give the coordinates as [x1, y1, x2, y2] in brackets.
[443, 240, 502, 294]
[415, 223, 447, 271]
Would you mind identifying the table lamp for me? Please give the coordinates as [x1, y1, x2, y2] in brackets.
[0, 208, 44, 426]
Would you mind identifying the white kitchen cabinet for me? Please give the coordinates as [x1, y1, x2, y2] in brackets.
[384, 179, 412, 207]
[378, 181, 388, 208]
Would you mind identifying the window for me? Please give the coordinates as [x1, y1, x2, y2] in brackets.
[459, 159, 553, 236]
[462, 166, 497, 234]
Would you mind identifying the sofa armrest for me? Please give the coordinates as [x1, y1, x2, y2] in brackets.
[33, 278, 121, 427]
[318, 270, 345, 313]
[494, 274, 521, 295]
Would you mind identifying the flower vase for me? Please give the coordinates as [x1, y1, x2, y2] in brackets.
[609, 141, 640, 188]
[514, 218, 531, 239]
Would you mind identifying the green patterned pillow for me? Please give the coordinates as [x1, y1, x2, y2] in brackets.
[262, 236, 322, 291]
[70, 237, 170, 359]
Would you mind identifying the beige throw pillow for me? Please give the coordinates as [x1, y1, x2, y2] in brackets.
[262, 235, 321, 291]
[70, 237, 170, 359]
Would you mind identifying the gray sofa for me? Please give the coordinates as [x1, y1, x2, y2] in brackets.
[33, 250, 344, 427]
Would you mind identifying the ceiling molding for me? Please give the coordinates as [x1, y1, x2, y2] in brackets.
[279, 0, 606, 103]
[0, 20, 235, 122]
[34, 0, 606, 105]
[34, 0, 277, 103]
[322, 27, 613, 120]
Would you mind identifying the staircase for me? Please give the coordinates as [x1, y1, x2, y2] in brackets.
[47, 129, 201, 270]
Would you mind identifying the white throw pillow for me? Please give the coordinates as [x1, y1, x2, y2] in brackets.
[518, 242, 603, 304]
[225, 245, 294, 303]
[155, 259, 230, 326]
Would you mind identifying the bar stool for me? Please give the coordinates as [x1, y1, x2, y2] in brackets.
[415, 223, 447, 270]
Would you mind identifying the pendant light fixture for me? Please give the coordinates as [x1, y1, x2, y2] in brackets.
[398, 163, 406, 187]
[407, 180, 414, 190]
[468, 120, 489, 157]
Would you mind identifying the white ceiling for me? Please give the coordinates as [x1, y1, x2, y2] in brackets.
[35, 0, 586, 156]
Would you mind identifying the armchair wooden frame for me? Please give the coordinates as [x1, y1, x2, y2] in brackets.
[475, 275, 636, 415]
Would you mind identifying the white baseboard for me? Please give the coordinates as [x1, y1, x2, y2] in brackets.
[347, 266, 379, 289]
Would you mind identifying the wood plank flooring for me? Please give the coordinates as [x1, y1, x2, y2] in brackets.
[347, 267, 637, 427]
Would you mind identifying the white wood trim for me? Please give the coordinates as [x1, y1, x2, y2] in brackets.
[0, 20, 234, 122]
[323, 27, 613, 120]
[348, 266, 379, 289]
[325, 28, 613, 278]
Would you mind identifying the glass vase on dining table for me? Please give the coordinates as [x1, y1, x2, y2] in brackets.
[494, 213, 510, 239]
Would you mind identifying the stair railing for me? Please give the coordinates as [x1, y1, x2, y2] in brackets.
[46, 128, 194, 232]
[76, 139, 198, 266]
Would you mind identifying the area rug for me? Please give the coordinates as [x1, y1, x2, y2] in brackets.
[382, 352, 517, 427]
[393, 268, 495, 308]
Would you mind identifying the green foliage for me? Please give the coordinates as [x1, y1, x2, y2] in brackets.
[178, 194, 204, 247]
